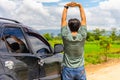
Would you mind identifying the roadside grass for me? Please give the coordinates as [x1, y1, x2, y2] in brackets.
[84, 41, 102, 54]
[48, 40, 120, 65]
[84, 41, 120, 64]
[107, 53, 120, 58]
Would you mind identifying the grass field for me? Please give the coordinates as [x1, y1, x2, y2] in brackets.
[48, 40, 120, 65]
[84, 41, 120, 64]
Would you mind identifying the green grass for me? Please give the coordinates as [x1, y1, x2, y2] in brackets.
[84, 41, 120, 64]
[84, 41, 102, 54]
[107, 53, 120, 58]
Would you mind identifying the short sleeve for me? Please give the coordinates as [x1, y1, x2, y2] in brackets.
[78, 25, 87, 39]
[61, 26, 69, 37]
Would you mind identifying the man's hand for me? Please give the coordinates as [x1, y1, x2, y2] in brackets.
[65, 2, 73, 7]
[65, 2, 81, 7]
[1, 34, 11, 41]
[71, 2, 81, 7]
[10, 35, 16, 39]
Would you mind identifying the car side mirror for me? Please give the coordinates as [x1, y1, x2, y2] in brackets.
[54, 44, 64, 54]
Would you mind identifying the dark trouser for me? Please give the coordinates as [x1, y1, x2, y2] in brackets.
[61, 65, 86, 80]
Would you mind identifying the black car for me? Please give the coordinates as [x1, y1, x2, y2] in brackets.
[0, 17, 63, 80]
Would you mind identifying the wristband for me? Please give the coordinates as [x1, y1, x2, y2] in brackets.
[64, 6, 69, 9]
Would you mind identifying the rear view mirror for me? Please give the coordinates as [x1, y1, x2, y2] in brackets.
[54, 44, 64, 53]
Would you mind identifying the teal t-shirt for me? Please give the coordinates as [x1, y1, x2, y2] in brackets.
[61, 25, 87, 68]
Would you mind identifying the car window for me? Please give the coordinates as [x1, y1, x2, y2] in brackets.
[27, 33, 51, 54]
[2, 27, 29, 53]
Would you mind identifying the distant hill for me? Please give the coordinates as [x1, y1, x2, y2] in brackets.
[38, 29, 60, 36]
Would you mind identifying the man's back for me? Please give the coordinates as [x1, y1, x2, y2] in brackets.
[61, 25, 87, 68]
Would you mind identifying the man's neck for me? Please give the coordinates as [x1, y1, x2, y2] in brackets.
[71, 32, 77, 36]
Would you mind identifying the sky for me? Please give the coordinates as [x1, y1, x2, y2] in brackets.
[0, 0, 120, 31]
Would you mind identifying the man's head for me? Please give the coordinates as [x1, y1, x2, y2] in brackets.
[10, 42, 20, 51]
[68, 18, 81, 32]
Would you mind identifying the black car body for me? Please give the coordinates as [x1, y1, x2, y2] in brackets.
[0, 18, 63, 80]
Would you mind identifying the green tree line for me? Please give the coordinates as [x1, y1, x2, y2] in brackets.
[43, 28, 120, 42]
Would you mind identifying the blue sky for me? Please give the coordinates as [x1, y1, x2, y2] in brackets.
[0, 0, 120, 30]
[43, 0, 106, 7]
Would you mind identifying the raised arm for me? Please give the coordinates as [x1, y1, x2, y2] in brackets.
[61, 2, 73, 27]
[78, 3, 86, 26]
[61, 2, 86, 27]
[11, 36, 24, 44]
[69, 2, 86, 26]
[61, 7, 68, 27]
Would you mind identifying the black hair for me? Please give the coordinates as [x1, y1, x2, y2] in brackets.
[10, 42, 20, 51]
[68, 18, 81, 32]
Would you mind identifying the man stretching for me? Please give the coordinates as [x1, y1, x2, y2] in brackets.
[61, 2, 87, 80]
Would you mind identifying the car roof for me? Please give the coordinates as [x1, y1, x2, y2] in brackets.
[0, 17, 35, 34]
[0, 17, 20, 23]
[0, 17, 39, 33]
[0, 17, 23, 28]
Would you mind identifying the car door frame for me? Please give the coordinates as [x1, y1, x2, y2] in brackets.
[25, 30, 61, 79]
[1, 23, 62, 79]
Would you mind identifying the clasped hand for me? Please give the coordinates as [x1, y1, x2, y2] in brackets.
[65, 2, 81, 7]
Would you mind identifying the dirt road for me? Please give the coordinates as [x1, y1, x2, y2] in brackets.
[86, 59, 120, 80]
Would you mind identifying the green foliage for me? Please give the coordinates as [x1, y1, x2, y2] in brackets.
[87, 28, 106, 41]
[93, 28, 102, 40]
[48, 39, 63, 47]
[107, 53, 120, 58]
[117, 34, 120, 40]
[43, 33, 53, 40]
[99, 36, 112, 50]
[99, 36, 112, 61]
[87, 36, 95, 41]
[109, 28, 117, 41]
[86, 32, 95, 41]
[85, 54, 102, 64]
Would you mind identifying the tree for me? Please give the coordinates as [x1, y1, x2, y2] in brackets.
[43, 33, 52, 41]
[110, 28, 117, 41]
[93, 28, 102, 40]
[86, 32, 95, 41]
[99, 36, 112, 61]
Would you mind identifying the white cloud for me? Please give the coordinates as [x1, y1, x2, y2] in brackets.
[87, 25, 120, 31]
[8, 0, 51, 26]
[0, 0, 120, 31]
[99, 0, 120, 10]
[0, 0, 16, 17]
[0, 0, 16, 11]
[36, 0, 60, 3]
[86, 0, 120, 30]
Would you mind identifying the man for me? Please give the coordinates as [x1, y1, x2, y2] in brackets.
[61, 2, 87, 80]
[2, 35, 29, 53]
